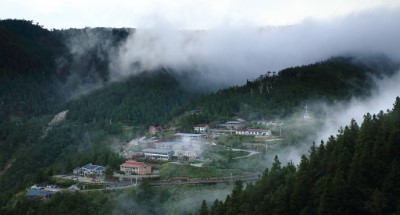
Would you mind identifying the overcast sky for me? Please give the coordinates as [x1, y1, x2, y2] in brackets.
[1, 0, 400, 29]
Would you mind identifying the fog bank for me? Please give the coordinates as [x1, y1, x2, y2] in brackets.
[112, 8, 400, 89]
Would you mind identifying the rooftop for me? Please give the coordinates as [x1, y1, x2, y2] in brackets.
[253, 120, 274, 122]
[27, 189, 48, 197]
[175, 133, 206, 137]
[237, 129, 271, 132]
[82, 163, 106, 171]
[120, 160, 146, 167]
[247, 129, 271, 132]
[194, 124, 208, 127]
[143, 148, 174, 153]
[156, 141, 179, 146]
[226, 121, 243, 124]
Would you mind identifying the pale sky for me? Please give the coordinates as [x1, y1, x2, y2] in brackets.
[1, 0, 399, 29]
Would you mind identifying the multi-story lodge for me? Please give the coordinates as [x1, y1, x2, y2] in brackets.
[235, 129, 271, 136]
[154, 141, 201, 160]
[120, 160, 152, 175]
[142, 148, 174, 160]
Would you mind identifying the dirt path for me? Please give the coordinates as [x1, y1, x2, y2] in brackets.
[0, 159, 15, 177]
[229, 148, 260, 159]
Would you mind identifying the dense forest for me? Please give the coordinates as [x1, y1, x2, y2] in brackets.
[0, 19, 64, 117]
[187, 55, 398, 120]
[198, 98, 400, 215]
[66, 69, 193, 127]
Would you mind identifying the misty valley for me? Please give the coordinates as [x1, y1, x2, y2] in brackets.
[0, 18, 400, 215]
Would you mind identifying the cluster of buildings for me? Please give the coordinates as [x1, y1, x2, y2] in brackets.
[196, 120, 278, 137]
[141, 119, 279, 161]
[142, 133, 205, 161]
[140, 118, 281, 161]
[28, 160, 156, 200]
[72, 161, 155, 177]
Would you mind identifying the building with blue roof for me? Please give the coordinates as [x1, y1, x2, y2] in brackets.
[73, 163, 106, 178]
[26, 188, 51, 200]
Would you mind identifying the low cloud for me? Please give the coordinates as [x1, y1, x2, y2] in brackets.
[316, 69, 400, 142]
[57, 28, 128, 99]
[268, 68, 400, 167]
[111, 7, 400, 89]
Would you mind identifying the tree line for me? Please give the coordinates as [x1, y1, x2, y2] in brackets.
[198, 97, 400, 215]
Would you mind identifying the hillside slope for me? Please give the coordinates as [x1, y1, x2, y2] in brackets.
[187, 56, 398, 120]
[1, 19, 400, 214]
[201, 98, 400, 215]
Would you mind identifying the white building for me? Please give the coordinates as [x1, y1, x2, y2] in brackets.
[174, 133, 206, 141]
[143, 148, 174, 160]
[252, 120, 282, 126]
[235, 129, 271, 136]
[155, 141, 202, 159]
[219, 121, 245, 130]
[194, 124, 209, 133]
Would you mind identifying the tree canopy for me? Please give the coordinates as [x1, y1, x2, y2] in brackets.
[199, 97, 400, 215]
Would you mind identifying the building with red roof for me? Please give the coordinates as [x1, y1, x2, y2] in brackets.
[194, 124, 209, 133]
[120, 160, 152, 175]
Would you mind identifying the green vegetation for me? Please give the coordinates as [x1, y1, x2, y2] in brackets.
[279, 117, 324, 146]
[0, 121, 125, 201]
[1, 19, 400, 214]
[0, 19, 65, 117]
[204, 148, 249, 160]
[0, 19, 191, 211]
[4, 191, 114, 215]
[159, 163, 224, 179]
[215, 135, 255, 148]
[66, 69, 193, 127]
[187, 56, 395, 119]
[198, 98, 400, 215]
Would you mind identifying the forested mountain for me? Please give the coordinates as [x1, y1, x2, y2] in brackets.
[0, 19, 132, 118]
[1, 19, 399, 214]
[0, 20, 68, 186]
[52, 27, 130, 99]
[0, 19, 65, 117]
[0, 20, 191, 205]
[66, 69, 193, 127]
[199, 98, 400, 215]
[186, 56, 398, 120]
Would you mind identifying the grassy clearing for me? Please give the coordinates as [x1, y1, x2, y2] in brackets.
[159, 163, 225, 179]
[203, 146, 250, 161]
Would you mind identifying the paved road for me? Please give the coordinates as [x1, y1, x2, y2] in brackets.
[226, 147, 260, 159]
[149, 175, 258, 186]
[75, 175, 259, 191]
